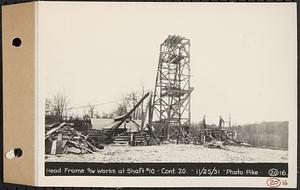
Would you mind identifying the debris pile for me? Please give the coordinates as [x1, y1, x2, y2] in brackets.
[203, 140, 226, 149]
[45, 122, 101, 155]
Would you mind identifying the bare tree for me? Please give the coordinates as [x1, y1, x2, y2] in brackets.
[140, 84, 145, 119]
[113, 85, 146, 120]
[114, 100, 128, 117]
[88, 103, 95, 118]
[45, 98, 52, 116]
[52, 93, 69, 121]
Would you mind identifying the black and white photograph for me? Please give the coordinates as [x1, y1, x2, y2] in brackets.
[35, 1, 297, 188]
[1, 1, 296, 188]
[41, 3, 295, 165]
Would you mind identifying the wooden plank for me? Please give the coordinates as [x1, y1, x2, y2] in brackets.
[85, 140, 98, 151]
[61, 140, 68, 153]
[56, 133, 63, 154]
[45, 122, 66, 136]
[67, 146, 81, 154]
[45, 139, 53, 154]
[50, 140, 57, 155]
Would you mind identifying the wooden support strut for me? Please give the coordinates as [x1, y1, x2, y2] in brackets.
[109, 92, 150, 136]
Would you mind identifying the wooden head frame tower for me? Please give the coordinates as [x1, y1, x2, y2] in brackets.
[151, 35, 193, 140]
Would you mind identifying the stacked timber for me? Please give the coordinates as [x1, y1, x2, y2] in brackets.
[113, 132, 152, 146]
[114, 134, 131, 145]
[45, 122, 101, 155]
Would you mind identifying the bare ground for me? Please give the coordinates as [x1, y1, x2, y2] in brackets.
[45, 144, 288, 163]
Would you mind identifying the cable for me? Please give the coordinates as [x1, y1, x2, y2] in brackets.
[66, 100, 120, 110]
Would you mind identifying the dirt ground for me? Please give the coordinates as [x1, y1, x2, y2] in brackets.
[45, 144, 288, 163]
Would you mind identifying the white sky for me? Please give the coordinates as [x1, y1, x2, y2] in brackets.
[38, 2, 297, 125]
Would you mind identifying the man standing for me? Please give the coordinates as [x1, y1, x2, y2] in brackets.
[218, 116, 224, 129]
[202, 115, 207, 130]
[202, 115, 207, 142]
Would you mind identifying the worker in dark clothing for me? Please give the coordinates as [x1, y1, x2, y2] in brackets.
[202, 115, 207, 130]
[185, 125, 189, 135]
[202, 115, 207, 143]
[218, 116, 224, 129]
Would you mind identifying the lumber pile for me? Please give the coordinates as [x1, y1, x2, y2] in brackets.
[45, 122, 100, 155]
[114, 134, 131, 145]
[113, 131, 155, 146]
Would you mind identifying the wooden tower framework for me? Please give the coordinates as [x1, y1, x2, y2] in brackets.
[150, 35, 193, 140]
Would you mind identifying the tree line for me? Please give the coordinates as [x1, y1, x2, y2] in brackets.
[45, 87, 147, 122]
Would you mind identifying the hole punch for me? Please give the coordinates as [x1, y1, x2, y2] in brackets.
[6, 148, 23, 159]
[12, 37, 22, 47]
[14, 148, 23, 157]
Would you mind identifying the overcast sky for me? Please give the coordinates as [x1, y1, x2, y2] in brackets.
[38, 2, 296, 125]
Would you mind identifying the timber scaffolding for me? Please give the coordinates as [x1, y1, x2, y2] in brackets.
[150, 35, 193, 141]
